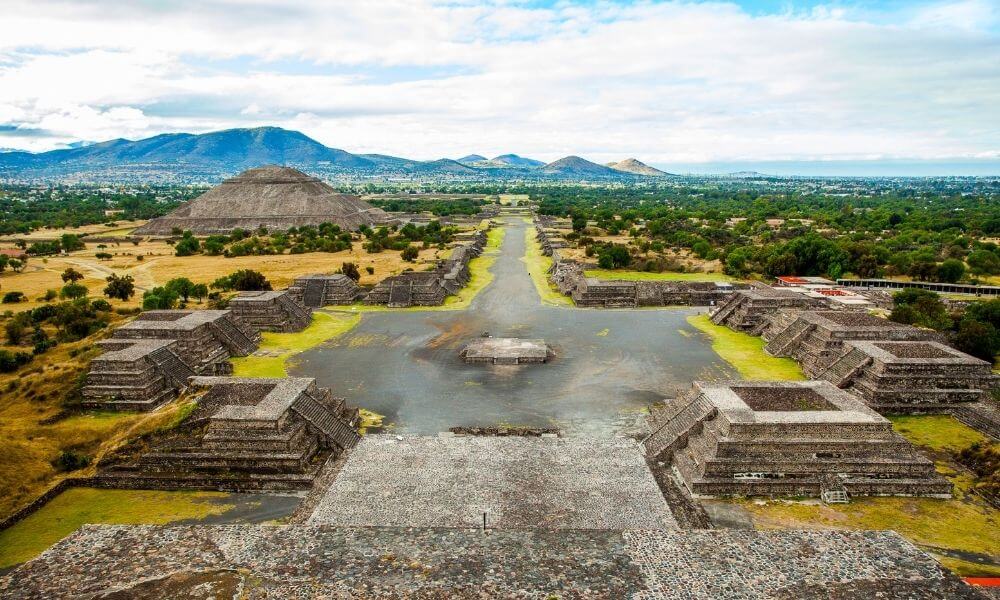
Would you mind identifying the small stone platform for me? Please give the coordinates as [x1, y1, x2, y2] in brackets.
[309, 435, 677, 530]
[644, 381, 951, 498]
[460, 337, 551, 364]
[819, 340, 998, 412]
[1, 525, 980, 599]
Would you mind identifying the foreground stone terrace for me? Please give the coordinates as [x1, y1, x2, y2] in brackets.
[1, 525, 982, 599]
[309, 434, 678, 530]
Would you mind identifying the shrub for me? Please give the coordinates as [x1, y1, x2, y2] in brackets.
[0, 349, 32, 372]
[60, 283, 88, 299]
[53, 450, 92, 472]
[401, 246, 419, 262]
[2, 291, 25, 303]
[340, 262, 361, 282]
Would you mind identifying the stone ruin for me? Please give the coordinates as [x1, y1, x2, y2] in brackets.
[82, 309, 260, 411]
[535, 225, 569, 256]
[228, 290, 312, 332]
[81, 339, 196, 411]
[365, 230, 487, 308]
[290, 274, 362, 308]
[460, 338, 552, 365]
[711, 288, 827, 334]
[566, 273, 742, 308]
[98, 377, 361, 490]
[819, 340, 998, 412]
[762, 310, 933, 377]
[643, 380, 951, 499]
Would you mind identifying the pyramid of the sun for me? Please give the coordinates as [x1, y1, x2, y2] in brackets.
[134, 166, 389, 235]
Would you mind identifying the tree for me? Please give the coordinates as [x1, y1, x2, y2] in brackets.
[937, 259, 965, 283]
[95, 252, 113, 261]
[401, 245, 419, 262]
[890, 288, 952, 330]
[953, 319, 1000, 362]
[61, 268, 84, 283]
[191, 283, 209, 303]
[340, 262, 361, 282]
[174, 231, 200, 257]
[103, 274, 135, 301]
[596, 244, 631, 269]
[164, 277, 196, 301]
[142, 286, 179, 310]
[212, 269, 272, 291]
[572, 215, 587, 232]
[967, 250, 1000, 276]
[60, 233, 84, 252]
[9, 258, 25, 273]
[60, 283, 88, 299]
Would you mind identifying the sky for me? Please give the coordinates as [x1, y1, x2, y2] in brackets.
[0, 0, 998, 171]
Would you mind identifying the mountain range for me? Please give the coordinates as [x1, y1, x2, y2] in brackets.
[0, 126, 670, 182]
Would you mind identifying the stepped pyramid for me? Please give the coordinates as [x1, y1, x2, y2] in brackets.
[134, 165, 389, 235]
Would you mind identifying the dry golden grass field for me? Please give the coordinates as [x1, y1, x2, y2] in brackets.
[0, 227, 457, 310]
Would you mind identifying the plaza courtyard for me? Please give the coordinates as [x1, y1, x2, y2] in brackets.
[294, 217, 737, 435]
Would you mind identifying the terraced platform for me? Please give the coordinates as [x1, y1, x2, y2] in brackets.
[308, 434, 678, 530]
[1, 525, 980, 599]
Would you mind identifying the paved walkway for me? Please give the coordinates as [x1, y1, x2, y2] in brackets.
[308, 434, 678, 530]
[2, 525, 981, 599]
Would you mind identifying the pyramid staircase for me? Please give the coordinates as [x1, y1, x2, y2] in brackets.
[292, 390, 361, 451]
[710, 294, 741, 326]
[765, 318, 813, 356]
[276, 292, 313, 324]
[148, 346, 196, 390]
[819, 347, 872, 388]
[301, 279, 326, 308]
[643, 394, 717, 462]
[209, 316, 259, 356]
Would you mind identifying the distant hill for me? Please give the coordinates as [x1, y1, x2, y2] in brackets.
[0, 127, 374, 171]
[542, 156, 619, 177]
[488, 154, 544, 168]
[606, 158, 669, 177]
[0, 126, 650, 182]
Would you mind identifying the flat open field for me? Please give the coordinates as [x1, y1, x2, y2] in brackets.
[0, 238, 452, 311]
[0, 220, 148, 242]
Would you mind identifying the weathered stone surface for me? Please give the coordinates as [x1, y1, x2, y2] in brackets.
[460, 337, 551, 364]
[309, 434, 678, 530]
[133, 165, 390, 235]
[819, 340, 998, 411]
[228, 290, 312, 332]
[1, 525, 976, 599]
[644, 381, 951, 498]
[762, 310, 934, 377]
[98, 377, 361, 491]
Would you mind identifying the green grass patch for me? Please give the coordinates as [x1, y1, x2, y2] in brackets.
[584, 269, 734, 282]
[686, 314, 805, 380]
[0, 487, 233, 568]
[521, 227, 575, 307]
[740, 494, 1000, 577]
[890, 415, 989, 453]
[231, 311, 361, 377]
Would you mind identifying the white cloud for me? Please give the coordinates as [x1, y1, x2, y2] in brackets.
[0, 0, 996, 162]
